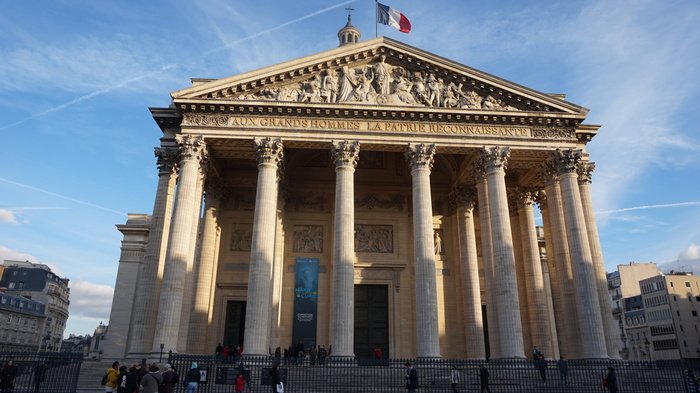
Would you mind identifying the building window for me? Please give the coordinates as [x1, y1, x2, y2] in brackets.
[693, 311, 698, 317]
[686, 282, 692, 288]
[681, 325, 684, 332]
[671, 282, 674, 287]
[674, 296, 678, 302]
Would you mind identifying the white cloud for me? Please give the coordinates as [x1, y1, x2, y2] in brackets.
[679, 244, 700, 261]
[0, 209, 17, 224]
[0, 245, 39, 263]
[68, 280, 114, 320]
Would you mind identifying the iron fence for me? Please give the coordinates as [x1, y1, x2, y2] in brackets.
[0, 351, 83, 393]
[167, 354, 699, 393]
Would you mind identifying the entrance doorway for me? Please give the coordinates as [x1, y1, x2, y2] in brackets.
[223, 301, 246, 348]
[354, 284, 389, 359]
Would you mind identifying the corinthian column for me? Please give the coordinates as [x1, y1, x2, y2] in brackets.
[127, 145, 178, 358]
[188, 179, 224, 353]
[152, 135, 207, 354]
[330, 140, 360, 359]
[474, 165, 499, 358]
[479, 146, 524, 358]
[451, 186, 486, 359]
[517, 189, 553, 358]
[553, 149, 606, 358]
[405, 143, 441, 358]
[243, 137, 284, 355]
[578, 162, 619, 359]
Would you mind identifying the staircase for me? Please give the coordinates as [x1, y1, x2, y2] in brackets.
[76, 360, 111, 393]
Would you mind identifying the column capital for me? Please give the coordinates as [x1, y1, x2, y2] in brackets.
[254, 137, 284, 166]
[154, 146, 179, 175]
[449, 185, 477, 210]
[331, 140, 360, 168]
[577, 161, 596, 184]
[539, 160, 558, 186]
[552, 148, 583, 175]
[480, 146, 510, 172]
[533, 189, 547, 210]
[515, 188, 538, 210]
[204, 177, 227, 202]
[175, 134, 208, 163]
[405, 143, 436, 170]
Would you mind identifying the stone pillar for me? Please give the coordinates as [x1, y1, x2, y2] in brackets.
[553, 149, 607, 358]
[152, 135, 207, 354]
[329, 140, 360, 359]
[178, 161, 206, 351]
[127, 145, 178, 358]
[474, 165, 499, 359]
[578, 162, 619, 359]
[405, 143, 441, 358]
[541, 166, 580, 358]
[508, 195, 531, 354]
[452, 186, 486, 359]
[517, 189, 553, 358]
[480, 146, 524, 358]
[243, 137, 284, 356]
[188, 179, 223, 354]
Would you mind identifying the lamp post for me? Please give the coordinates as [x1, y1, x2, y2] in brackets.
[160, 343, 164, 363]
[644, 338, 651, 362]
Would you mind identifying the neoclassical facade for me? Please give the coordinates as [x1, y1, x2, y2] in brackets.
[104, 33, 618, 361]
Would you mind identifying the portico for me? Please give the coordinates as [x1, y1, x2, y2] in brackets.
[106, 35, 617, 361]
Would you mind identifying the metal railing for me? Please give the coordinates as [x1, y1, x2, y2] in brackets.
[167, 354, 699, 393]
[0, 351, 82, 393]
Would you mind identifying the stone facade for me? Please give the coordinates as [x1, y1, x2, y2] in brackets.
[105, 36, 617, 360]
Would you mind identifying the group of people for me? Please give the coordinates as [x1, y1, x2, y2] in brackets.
[280, 343, 330, 366]
[1, 360, 47, 393]
[103, 360, 201, 393]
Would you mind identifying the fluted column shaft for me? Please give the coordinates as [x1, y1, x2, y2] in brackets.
[453, 187, 486, 359]
[578, 162, 618, 358]
[475, 176, 499, 359]
[330, 141, 360, 358]
[553, 149, 606, 358]
[536, 196, 562, 359]
[406, 144, 441, 358]
[244, 137, 284, 355]
[517, 190, 553, 357]
[188, 182, 222, 353]
[127, 145, 178, 358]
[480, 146, 524, 358]
[152, 135, 207, 353]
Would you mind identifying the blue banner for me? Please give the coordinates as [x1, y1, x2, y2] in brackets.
[292, 258, 319, 350]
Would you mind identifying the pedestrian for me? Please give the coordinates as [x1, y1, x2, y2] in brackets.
[139, 364, 161, 393]
[270, 364, 281, 393]
[535, 356, 547, 382]
[33, 362, 48, 393]
[104, 361, 120, 393]
[0, 361, 18, 393]
[235, 372, 246, 393]
[161, 364, 179, 393]
[533, 346, 543, 361]
[404, 362, 418, 393]
[125, 365, 139, 393]
[604, 366, 618, 393]
[216, 343, 223, 356]
[557, 356, 568, 386]
[184, 362, 201, 393]
[449, 365, 460, 393]
[479, 364, 492, 393]
[116, 366, 128, 393]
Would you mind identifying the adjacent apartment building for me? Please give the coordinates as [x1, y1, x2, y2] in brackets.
[640, 272, 700, 360]
[0, 260, 70, 351]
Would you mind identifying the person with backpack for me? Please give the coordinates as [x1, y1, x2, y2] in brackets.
[161, 364, 179, 393]
[184, 362, 201, 393]
[103, 361, 120, 393]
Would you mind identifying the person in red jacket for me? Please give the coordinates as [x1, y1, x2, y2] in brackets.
[234, 373, 246, 393]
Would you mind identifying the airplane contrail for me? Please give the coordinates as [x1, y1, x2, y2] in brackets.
[598, 201, 700, 215]
[0, 177, 127, 217]
[0, 1, 355, 132]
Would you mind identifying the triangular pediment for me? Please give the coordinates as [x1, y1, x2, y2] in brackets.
[173, 37, 587, 116]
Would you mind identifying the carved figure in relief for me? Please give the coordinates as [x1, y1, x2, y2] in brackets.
[426, 74, 441, 107]
[298, 74, 322, 102]
[461, 89, 482, 109]
[443, 82, 460, 108]
[353, 66, 376, 102]
[338, 65, 358, 102]
[373, 55, 393, 95]
[394, 71, 416, 104]
[321, 69, 338, 103]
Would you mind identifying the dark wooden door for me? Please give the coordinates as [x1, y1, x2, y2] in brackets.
[223, 301, 246, 348]
[354, 285, 389, 359]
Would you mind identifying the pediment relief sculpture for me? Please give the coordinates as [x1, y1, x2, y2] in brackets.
[233, 55, 524, 111]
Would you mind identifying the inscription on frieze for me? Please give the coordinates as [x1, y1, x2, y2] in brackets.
[354, 224, 393, 253]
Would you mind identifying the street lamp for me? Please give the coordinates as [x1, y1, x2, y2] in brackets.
[160, 343, 164, 363]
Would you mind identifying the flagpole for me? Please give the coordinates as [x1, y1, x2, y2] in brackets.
[375, 0, 378, 38]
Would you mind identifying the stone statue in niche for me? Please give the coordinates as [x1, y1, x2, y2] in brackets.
[240, 56, 522, 111]
[230, 224, 253, 251]
[293, 225, 323, 253]
[434, 230, 443, 255]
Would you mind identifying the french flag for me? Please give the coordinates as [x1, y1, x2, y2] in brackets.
[377, 2, 411, 33]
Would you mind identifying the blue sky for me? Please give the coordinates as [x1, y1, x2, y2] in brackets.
[1, 1, 699, 337]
